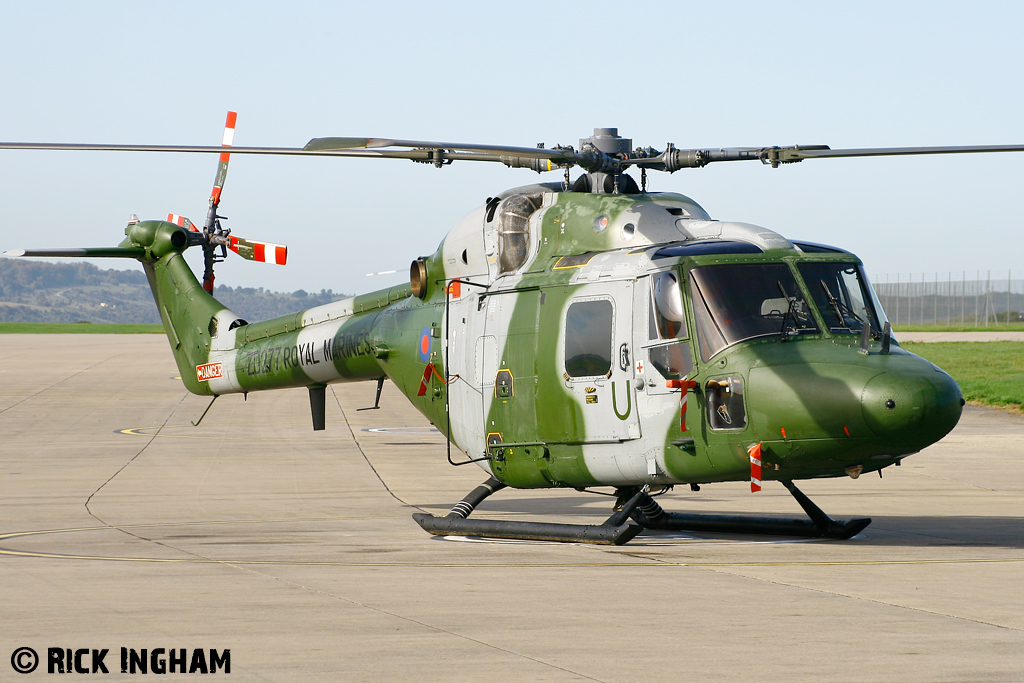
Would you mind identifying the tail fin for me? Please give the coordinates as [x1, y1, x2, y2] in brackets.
[7, 219, 234, 396]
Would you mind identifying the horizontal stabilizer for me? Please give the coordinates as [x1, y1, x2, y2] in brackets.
[4, 247, 146, 259]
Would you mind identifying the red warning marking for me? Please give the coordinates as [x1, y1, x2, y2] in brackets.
[448, 280, 461, 298]
[665, 379, 698, 432]
[167, 213, 198, 232]
[416, 362, 447, 397]
[748, 442, 763, 493]
[416, 363, 434, 396]
[226, 236, 286, 265]
[196, 362, 223, 382]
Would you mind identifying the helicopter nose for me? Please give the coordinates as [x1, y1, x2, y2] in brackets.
[861, 365, 963, 441]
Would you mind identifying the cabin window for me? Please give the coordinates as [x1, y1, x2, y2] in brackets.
[689, 263, 818, 362]
[706, 376, 747, 430]
[565, 299, 614, 378]
[797, 262, 885, 336]
[497, 194, 540, 274]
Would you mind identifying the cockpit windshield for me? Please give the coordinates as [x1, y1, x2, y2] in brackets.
[797, 262, 882, 336]
[689, 263, 818, 362]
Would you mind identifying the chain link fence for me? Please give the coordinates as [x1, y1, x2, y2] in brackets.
[870, 271, 1024, 327]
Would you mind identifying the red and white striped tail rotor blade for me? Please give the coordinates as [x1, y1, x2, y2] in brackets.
[166, 213, 199, 232]
[227, 235, 287, 265]
[210, 111, 237, 207]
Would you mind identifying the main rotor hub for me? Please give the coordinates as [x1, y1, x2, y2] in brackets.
[583, 128, 632, 155]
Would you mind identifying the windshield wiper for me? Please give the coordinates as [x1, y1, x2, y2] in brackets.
[820, 280, 879, 339]
[777, 281, 796, 341]
[820, 280, 865, 326]
[820, 280, 849, 327]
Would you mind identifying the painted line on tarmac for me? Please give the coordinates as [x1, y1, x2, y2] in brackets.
[115, 424, 442, 440]
[2, 521, 1023, 568]
[116, 423, 330, 441]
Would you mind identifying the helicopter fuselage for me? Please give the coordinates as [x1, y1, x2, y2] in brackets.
[140, 184, 961, 492]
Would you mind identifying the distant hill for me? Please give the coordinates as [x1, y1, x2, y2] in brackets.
[0, 259, 348, 324]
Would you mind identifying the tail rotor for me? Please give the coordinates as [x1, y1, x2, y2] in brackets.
[170, 111, 287, 294]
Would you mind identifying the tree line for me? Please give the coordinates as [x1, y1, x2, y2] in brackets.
[0, 259, 346, 324]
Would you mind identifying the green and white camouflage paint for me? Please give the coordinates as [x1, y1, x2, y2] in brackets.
[124, 182, 963, 496]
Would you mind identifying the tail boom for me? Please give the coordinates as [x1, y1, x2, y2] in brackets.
[9, 220, 427, 411]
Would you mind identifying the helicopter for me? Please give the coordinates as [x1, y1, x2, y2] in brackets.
[6, 116, 1019, 546]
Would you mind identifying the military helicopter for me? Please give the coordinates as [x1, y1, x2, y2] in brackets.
[6, 116, 1020, 545]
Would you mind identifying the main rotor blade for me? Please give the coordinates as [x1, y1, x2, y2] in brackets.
[0, 142, 353, 156]
[0, 142, 553, 165]
[7, 139, 1024, 173]
[632, 143, 1024, 170]
[303, 137, 576, 162]
[772, 143, 1024, 163]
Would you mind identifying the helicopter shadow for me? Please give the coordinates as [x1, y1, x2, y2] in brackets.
[630, 514, 1024, 548]
[849, 514, 1024, 548]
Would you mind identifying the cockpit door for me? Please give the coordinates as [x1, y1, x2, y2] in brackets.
[636, 270, 696, 395]
[631, 270, 699, 443]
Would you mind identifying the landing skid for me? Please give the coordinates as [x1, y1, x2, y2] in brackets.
[412, 478, 870, 545]
[629, 480, 871, 540]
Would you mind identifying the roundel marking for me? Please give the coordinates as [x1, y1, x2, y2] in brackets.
[418, 327, 432, 362]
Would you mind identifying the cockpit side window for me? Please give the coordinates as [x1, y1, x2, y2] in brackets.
[496, 194, 540, 274]
[645, 271, 694, 379]
[650, 271, 686, 340]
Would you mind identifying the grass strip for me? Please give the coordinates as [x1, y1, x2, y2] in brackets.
[902, 341, 1024, 413]
[895, 323, 1024, 332]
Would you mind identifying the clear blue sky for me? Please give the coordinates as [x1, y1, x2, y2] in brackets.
[2, 1, 1021, 294]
